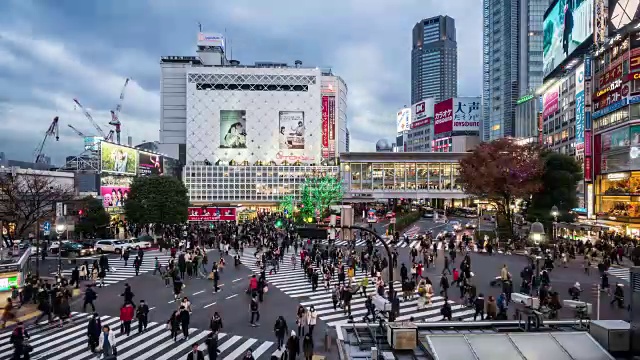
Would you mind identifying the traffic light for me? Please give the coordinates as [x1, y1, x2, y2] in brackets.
[78, 209, 84, 216]
[274, 218, 284, 229]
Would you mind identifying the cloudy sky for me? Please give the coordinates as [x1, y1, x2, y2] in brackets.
[0, 0, 482, 165]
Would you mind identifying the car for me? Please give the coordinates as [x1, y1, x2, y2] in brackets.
[465, 221, 478, 229]
[77, 240, 97, 256]
[385, 211, 396, 219]
[449, 221, 463, 231]
[121, 238, 152, 250]
[49, 240, 69, 254]
[60, 242, 94, 257]
[94, 239, 130, 254]
[437, 227, 456, 239]
[422, 208, 435, 218]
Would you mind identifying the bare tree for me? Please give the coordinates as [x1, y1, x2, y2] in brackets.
[0, 169, 75, 239]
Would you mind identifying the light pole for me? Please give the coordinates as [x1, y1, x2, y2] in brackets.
[55, 223, 66, 276]
[551, 205, 559, 241]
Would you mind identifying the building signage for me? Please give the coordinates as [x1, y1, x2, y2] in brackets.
[452, 97, 481, 132]
[596, 78, 623, 97]
[517, 94, 534, 104]
[585, 79, 592, 107]
[593, 85, 629, 112]
[630, 95, 640, 104]
[631, 53, 640, 73]
[585, 55, 592, 80]
[576, 64, 586, 149]
[188, 207, 236, 222]
[433, 98, 454, 135]
[275, 152, 314, 162]
[584, 156, 592, 182]
[593, 98, 628, 118]
[629, 73, 640, 81]
[585, 130, 592, 155]
[599, 64, 623, 89]
[411, 118, 431, 129]
[587, 183, 593, 218]
[321, 96, 329, 158]
[411, 98, 434, 123]
[197, 32, 225, 48]
[396, 107, 412, 133]
[328, 96, 336, 154]
[542, 85, 560, 118]
[538, 113, 543, 145]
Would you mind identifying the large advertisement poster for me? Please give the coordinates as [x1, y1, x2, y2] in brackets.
[188, 207, 237, 221]
[278, 111, 305, 150]
[100, 142, 138, 176]
[396, 108, 411, 133]
[602, 127, 630, 151]
[434, 98, 454, 135]
[542, 85, 560, 118]
[328, 96, 336, 154]
[452, 97, 481, 132]
[138, 152, 164, 176]
[100, 175, 133, 208]
[609, 0, 640, 33]
[219, 110, 247, 148]
[575, 64, 586, 149]
[411, 99, 434, 124]
[321, 96, 329, 158]
[543, 0, 595, 77]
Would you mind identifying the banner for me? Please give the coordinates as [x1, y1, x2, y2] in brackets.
[396, 108, 411, 133]
[278, 111, 305, 150]
[584, 157, 592, 182]
[188, 207, 236, 221]
[321, 96, 329, 158]
[101, 186, 130, 208]
[328, 96, 336, 155]
[138, 152, 164, 176]
[433, 98, 454, 135]
[542, 85, 559, 118]
[100, 142, 138, 176]
[585, 130, 592, 155]
[575, 64, 586, 149]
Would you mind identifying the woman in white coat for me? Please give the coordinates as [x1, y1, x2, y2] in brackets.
[306, 305, 318, 336]
[97, 325, 117, 359]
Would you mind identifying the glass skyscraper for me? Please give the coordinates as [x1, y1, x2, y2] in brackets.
[411, 16, 457, 104]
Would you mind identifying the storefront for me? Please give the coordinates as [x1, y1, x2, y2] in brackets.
[595, 170, 640, 234]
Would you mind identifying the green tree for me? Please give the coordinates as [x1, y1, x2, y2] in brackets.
[299, 176, 343, 219]
[279, 195, 295, 217]
[526, 152, 583, 230]
[459, 138, 543, 239]
[124, 176, 189, 235]
[75, 196, 110, 239]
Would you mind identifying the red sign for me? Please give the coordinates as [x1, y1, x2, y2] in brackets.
[411, 118, 431, 129]
[328, 96, 336, 154]
[433, 98, 453, 135]
[321, 96, 329, 158]
[585, 130, 591, 156]
[584, 157, 592, 182]
[593, 83, 629, 111]
[631, 54, 640, 73]
[599, 63, 623, 89]
[538, 113, 543, 145]
[188, 207, 236, 221]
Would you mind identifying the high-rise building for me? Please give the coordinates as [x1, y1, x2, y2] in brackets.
[482, 0, 547, 142]
[411, 16, 457, 104]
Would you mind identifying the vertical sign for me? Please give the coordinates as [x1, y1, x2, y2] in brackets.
[328, 96, 336, 157]
[575, 64, 586, 149]
[584, 157, 592, 181]
[55, 203, 63, 217]
[594, 0, 607, 47]
[321, 96, 329, 159]
[587, 184, 594, 219]
[538, 113, 543, 144]
[585, 130, 592, 155]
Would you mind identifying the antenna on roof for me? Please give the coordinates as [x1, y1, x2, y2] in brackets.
[198, 22, 202, 32]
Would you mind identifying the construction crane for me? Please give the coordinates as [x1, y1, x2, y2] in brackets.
[34, 116, 59, 163]
[105, 130, 115, 142]
[67, 124, 86, 137]
[73, 98, 107, 138]
[109, 78, 130, 144]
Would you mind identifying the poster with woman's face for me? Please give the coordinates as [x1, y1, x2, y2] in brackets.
[279, 111, 305, 150]
[220, 110, 247, 148]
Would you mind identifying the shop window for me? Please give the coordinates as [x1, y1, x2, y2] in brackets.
[600, 173, 640, 195]
[598, 196, 640, 218]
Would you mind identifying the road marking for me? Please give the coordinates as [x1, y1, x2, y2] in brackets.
[167, 300, 175, 303]
[232, 278, 243, 282]
[192, 290, 205, 295]
[204, 302, 217, 308]
[149, 307, 156, 310]
[225, 294, 238, 300]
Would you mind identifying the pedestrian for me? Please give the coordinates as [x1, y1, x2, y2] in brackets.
[83, 284, 97, 313]
[474, 293, 485, 321]
[274, 315, 288, 349]
[206, 331, 221, 360]
[187, 343, 205, 360]
[167, 309, 181, 341]
[119, 302, 134, 336]
[286, 330, 300, 360]
[9, 321, 31, 360]
[180, 305, 191, 340]
[209, 312, 223, 334]
[96, 325, 117, 358]
[302, 333, 314, 360]
[296, 305, 307, 336]
[250, 295, 260, 327]
[307, 306, 317, 336]
[136, 300, 149, 333]
[134, 256, 142, 276]
[87, 313, 101, 353]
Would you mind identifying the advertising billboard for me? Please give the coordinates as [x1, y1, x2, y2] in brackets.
[138, 152, 164, 176]
[411, 99, 434, 124]
[542, 85, 560, 118]
[543, 0, 595, 77]
[576, 64, 586, 148]
[609, 0, 640, 33]
[452, 97, 481, 132]
[434, 98, 454, 135]
[197, 32, 225, 48]
[278, 111, 305, 150]
[84, 136, 103, 152]
[100, 142, 138, 176]
[328, 96, 336, 154]
[100, 175, 133, 208]
[396, 107, 411, 133]
[593, 81, 629, 111]
[219, 110, 247, 148]
[188, 207, 237, 222]
[322, 96, 329, 158]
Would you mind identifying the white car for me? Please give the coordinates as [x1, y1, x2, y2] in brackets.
[49, 240, 69, 254]
[94, 240, 130, 254]
[121, 238, 152, 250]
[450, 221, 463, 231]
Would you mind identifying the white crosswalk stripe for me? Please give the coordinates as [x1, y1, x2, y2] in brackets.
[606, 267, 630, 282]
[241, 251, 477, 326]
[0, 312, 275, 360]
[316, 239, 452, 250]
[53, 254, 172, 288]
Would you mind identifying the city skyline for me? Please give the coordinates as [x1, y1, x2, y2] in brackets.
[0, 0, 482, 165]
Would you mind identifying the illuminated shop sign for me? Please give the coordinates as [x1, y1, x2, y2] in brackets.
[596, 79, 623, 97]
[607, 172, 630, 180]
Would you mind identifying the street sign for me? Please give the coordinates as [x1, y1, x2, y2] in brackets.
[44, 231, 50, 236]
[43, 222, 51, 232]
[56, 203, 63, 217]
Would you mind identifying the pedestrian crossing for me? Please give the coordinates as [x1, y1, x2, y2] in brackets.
[240, 252, 477, 327]
[0, 312, 276, 360]
[606, 267, 630, 282]
[54, 253, 172, 288]
[316, 238, 458, 250]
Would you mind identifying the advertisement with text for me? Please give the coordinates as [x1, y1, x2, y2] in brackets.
[328, 96, 336, 154]
[278, 111, 305, 150]
[609, 0, 640, 33]
[396, 107, 411, 133]
[321, 96, 329, 158]
[575, 63, 586, 148]
[543, 85, 560, 118]
[543, 0, 594, 77]
[188, 207, 237, 221]
[433, 98, 454, 135]
[411, 98, 434, 124]
[138, 152, 164, 176]
[220, 110, 247, 148]
[451, 97, 481, 132]
[100, 142, 138, 176]
[100, 175, 133, 208]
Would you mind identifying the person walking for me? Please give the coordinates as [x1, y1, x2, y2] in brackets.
[136, 300, 149, 333]
[168, 309, 181, 341]
[206, 331, 221, 360]
[307, 306, 317, 337]
[302, 333, 314, 360]
[286, 330, 300, 360]
[119, 302, 134, 336]
[250, 295, 260, 327]
[83, 284, 97, 313]
[187, 343, 205, 360]
[179, 305, 191, 340]
[87, 313, 101, 353]
[96, 325, 117, 359]
[274, 315, 288, 349]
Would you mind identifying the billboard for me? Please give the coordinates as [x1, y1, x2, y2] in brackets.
[84, 136, 103, 152]
[452, 97, 481, 132]
[188, 207, 237, 222]
[219, 110, 247, 148]
[396, 107, 411, 133]
[328, 96, 336, 154]
[609, 0, 640, 33]
[543, 85, 560, 118]
[278, 111, 305, 150]
[100, 175, 133, 208]
[322, 96, 329, 158]
[138, 152, 164, 176]
[411, 99, 434, 124]
[100, 142, 138, 176]
[543, 0, 595, 77]
[575, 64, 586, 148]
[434, 98, 454, 135]
[197, 32, 225, 48]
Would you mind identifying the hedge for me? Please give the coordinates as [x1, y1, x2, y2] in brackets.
[393, 211, 422, 234]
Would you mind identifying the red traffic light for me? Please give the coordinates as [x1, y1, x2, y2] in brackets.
[78, 209, 84, 216]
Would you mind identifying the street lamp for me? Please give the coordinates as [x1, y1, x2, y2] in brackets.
[529, 221, 545, 245]
[55, 223, 66, 276]
[550, 205, 559, 241]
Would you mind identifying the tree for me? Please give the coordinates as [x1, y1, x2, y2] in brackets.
[75, 196, 110, 239]
[459, 138, 543, 239]
[527, 152, 583, 229]
[279, 195, 296, 217]
[0, 169, 75, 239]
[124, 176, 189, 235]
[299, 176, 343, 220]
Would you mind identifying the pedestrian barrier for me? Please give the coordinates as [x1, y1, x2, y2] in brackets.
[372, 295, 392, 312]
[511, 292, 540, 308]
[563, 300, 593, 315]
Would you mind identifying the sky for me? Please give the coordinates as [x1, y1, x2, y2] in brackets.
[0, 0, 482, 165]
